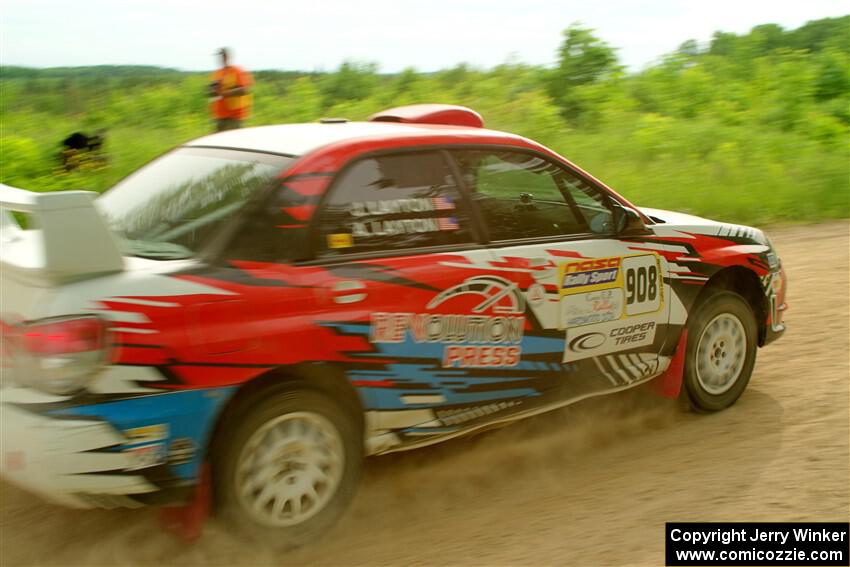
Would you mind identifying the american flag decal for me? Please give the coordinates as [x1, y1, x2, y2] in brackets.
[437, 216, 459, 231]
[431, 196, 455, 210]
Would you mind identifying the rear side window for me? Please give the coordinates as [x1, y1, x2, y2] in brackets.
[316, 151, 473, 256]
[98, 147, 291, 259]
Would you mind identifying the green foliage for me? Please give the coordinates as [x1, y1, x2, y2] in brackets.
[546, 23, 620, 119]
[1, 16, 847, 226]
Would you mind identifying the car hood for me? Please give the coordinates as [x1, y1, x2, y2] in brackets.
[639, 207, 771, 247]
[638, 207, 720, 227]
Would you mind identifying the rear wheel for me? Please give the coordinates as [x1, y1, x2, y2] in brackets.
[683, 291, 757, 411]
[213, 387, 362, 547]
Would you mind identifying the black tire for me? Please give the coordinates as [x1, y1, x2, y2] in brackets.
[683, 290, 758, 412]
[213, 387, 362, 547]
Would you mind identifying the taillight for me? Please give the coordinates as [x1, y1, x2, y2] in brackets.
[20, 318, 107, 355]
[4, 316, 111, 395]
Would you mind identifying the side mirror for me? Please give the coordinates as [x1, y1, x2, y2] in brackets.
[612, 202, 646, 234]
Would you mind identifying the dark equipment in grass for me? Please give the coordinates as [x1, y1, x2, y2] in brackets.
[60, 131, 107, 172]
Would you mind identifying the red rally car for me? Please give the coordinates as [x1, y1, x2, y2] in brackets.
[0, 104, 787, 543]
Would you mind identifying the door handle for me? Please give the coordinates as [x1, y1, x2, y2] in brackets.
[330, 280, 368, 304]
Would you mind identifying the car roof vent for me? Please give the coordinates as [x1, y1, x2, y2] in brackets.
[319, 117, 349, 124]
[368, 104, 484, 128]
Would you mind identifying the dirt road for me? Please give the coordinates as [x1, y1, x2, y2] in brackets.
[2, 221, 848, 566]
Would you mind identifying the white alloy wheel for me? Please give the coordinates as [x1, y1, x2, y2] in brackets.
[235, 411, 344, 527]
[683, 290, 758, 412]
[695, 313, 747, 395]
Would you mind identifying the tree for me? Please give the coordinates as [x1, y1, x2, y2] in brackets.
[547, 24, 619, 120]
[318, 61, 379, 106]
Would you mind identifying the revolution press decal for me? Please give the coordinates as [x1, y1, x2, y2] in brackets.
[370, 275, 527, 368]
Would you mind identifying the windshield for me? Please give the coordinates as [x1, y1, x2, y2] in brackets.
[97, 147, 292, 259]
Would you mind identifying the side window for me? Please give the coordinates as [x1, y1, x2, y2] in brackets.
[316, 152, 473, 256]
[220, 187, 306, 262]
[453, 150, 613, 241]
[559, 174, 616, 235]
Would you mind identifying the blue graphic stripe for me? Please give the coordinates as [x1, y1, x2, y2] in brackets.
[49, 387, 237, 480]
[326, 323, 571, 411]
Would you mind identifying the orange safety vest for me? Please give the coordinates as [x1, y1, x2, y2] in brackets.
[210, 66, 253, 120]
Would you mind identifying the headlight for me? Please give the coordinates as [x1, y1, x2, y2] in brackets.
[764, 235, 781, 271]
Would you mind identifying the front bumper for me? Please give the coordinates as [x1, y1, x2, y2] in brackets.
[762, 267, 787, 346]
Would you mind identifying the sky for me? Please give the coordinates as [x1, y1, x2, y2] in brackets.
[1, 0, 847, 73]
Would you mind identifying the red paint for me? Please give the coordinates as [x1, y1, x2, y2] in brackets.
[545, 249, 585, 258]
[489, 257, 554, 270]
[281, 205, 316, 221]
[654, 330, 687, 398]
[282, 176, 331, 196]
[159, 462, 212, 542]
[369, 104, 484, 128]
[351, 379, 395, 388]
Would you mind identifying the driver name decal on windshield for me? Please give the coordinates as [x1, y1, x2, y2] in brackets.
[352, 217, 459, 237]
[350, 197, 455, 217]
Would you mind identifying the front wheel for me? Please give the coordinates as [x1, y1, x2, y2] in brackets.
[213, 387, 362, 547]
[683, 290, 758, 411]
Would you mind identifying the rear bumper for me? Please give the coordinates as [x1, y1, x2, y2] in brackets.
[0, 396, 157, 508]
[0, 384, 235, 509]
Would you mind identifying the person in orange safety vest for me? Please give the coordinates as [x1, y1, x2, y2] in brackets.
[209, 47, 253, 132]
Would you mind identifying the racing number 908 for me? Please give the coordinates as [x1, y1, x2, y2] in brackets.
[622, 255, 662, 316]
[626, 265, 657, 305]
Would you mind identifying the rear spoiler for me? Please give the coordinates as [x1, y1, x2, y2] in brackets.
[0, 183, 124, 286]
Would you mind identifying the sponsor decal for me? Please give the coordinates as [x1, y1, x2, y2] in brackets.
[370, 276, 526, 368]
[168, 437, 196, 466]
[327, 233, 354, 249]
[563, 316, 658, 362]
[123, 443, 167, 471]
[558, 254, 664, 324]
[561, 288, 623, 328]
[350, 197, 455, 217]
[123, 424, 168, 444]
[569, 332, 606, 352]
[560, 257, 621, 292]
[436, 400, 521, 426]
[442, 345, 521, 368]
[371, 312, 523, 368]
[371, 312, 525, 344]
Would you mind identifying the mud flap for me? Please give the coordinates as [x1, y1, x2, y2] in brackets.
[159, 462, 211, 542]
[653, 330, 687, 399]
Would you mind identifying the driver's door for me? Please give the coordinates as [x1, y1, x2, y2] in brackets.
[450, 149, 670, 401]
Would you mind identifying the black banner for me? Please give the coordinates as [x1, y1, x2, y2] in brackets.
[666, 522, 849, 566]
